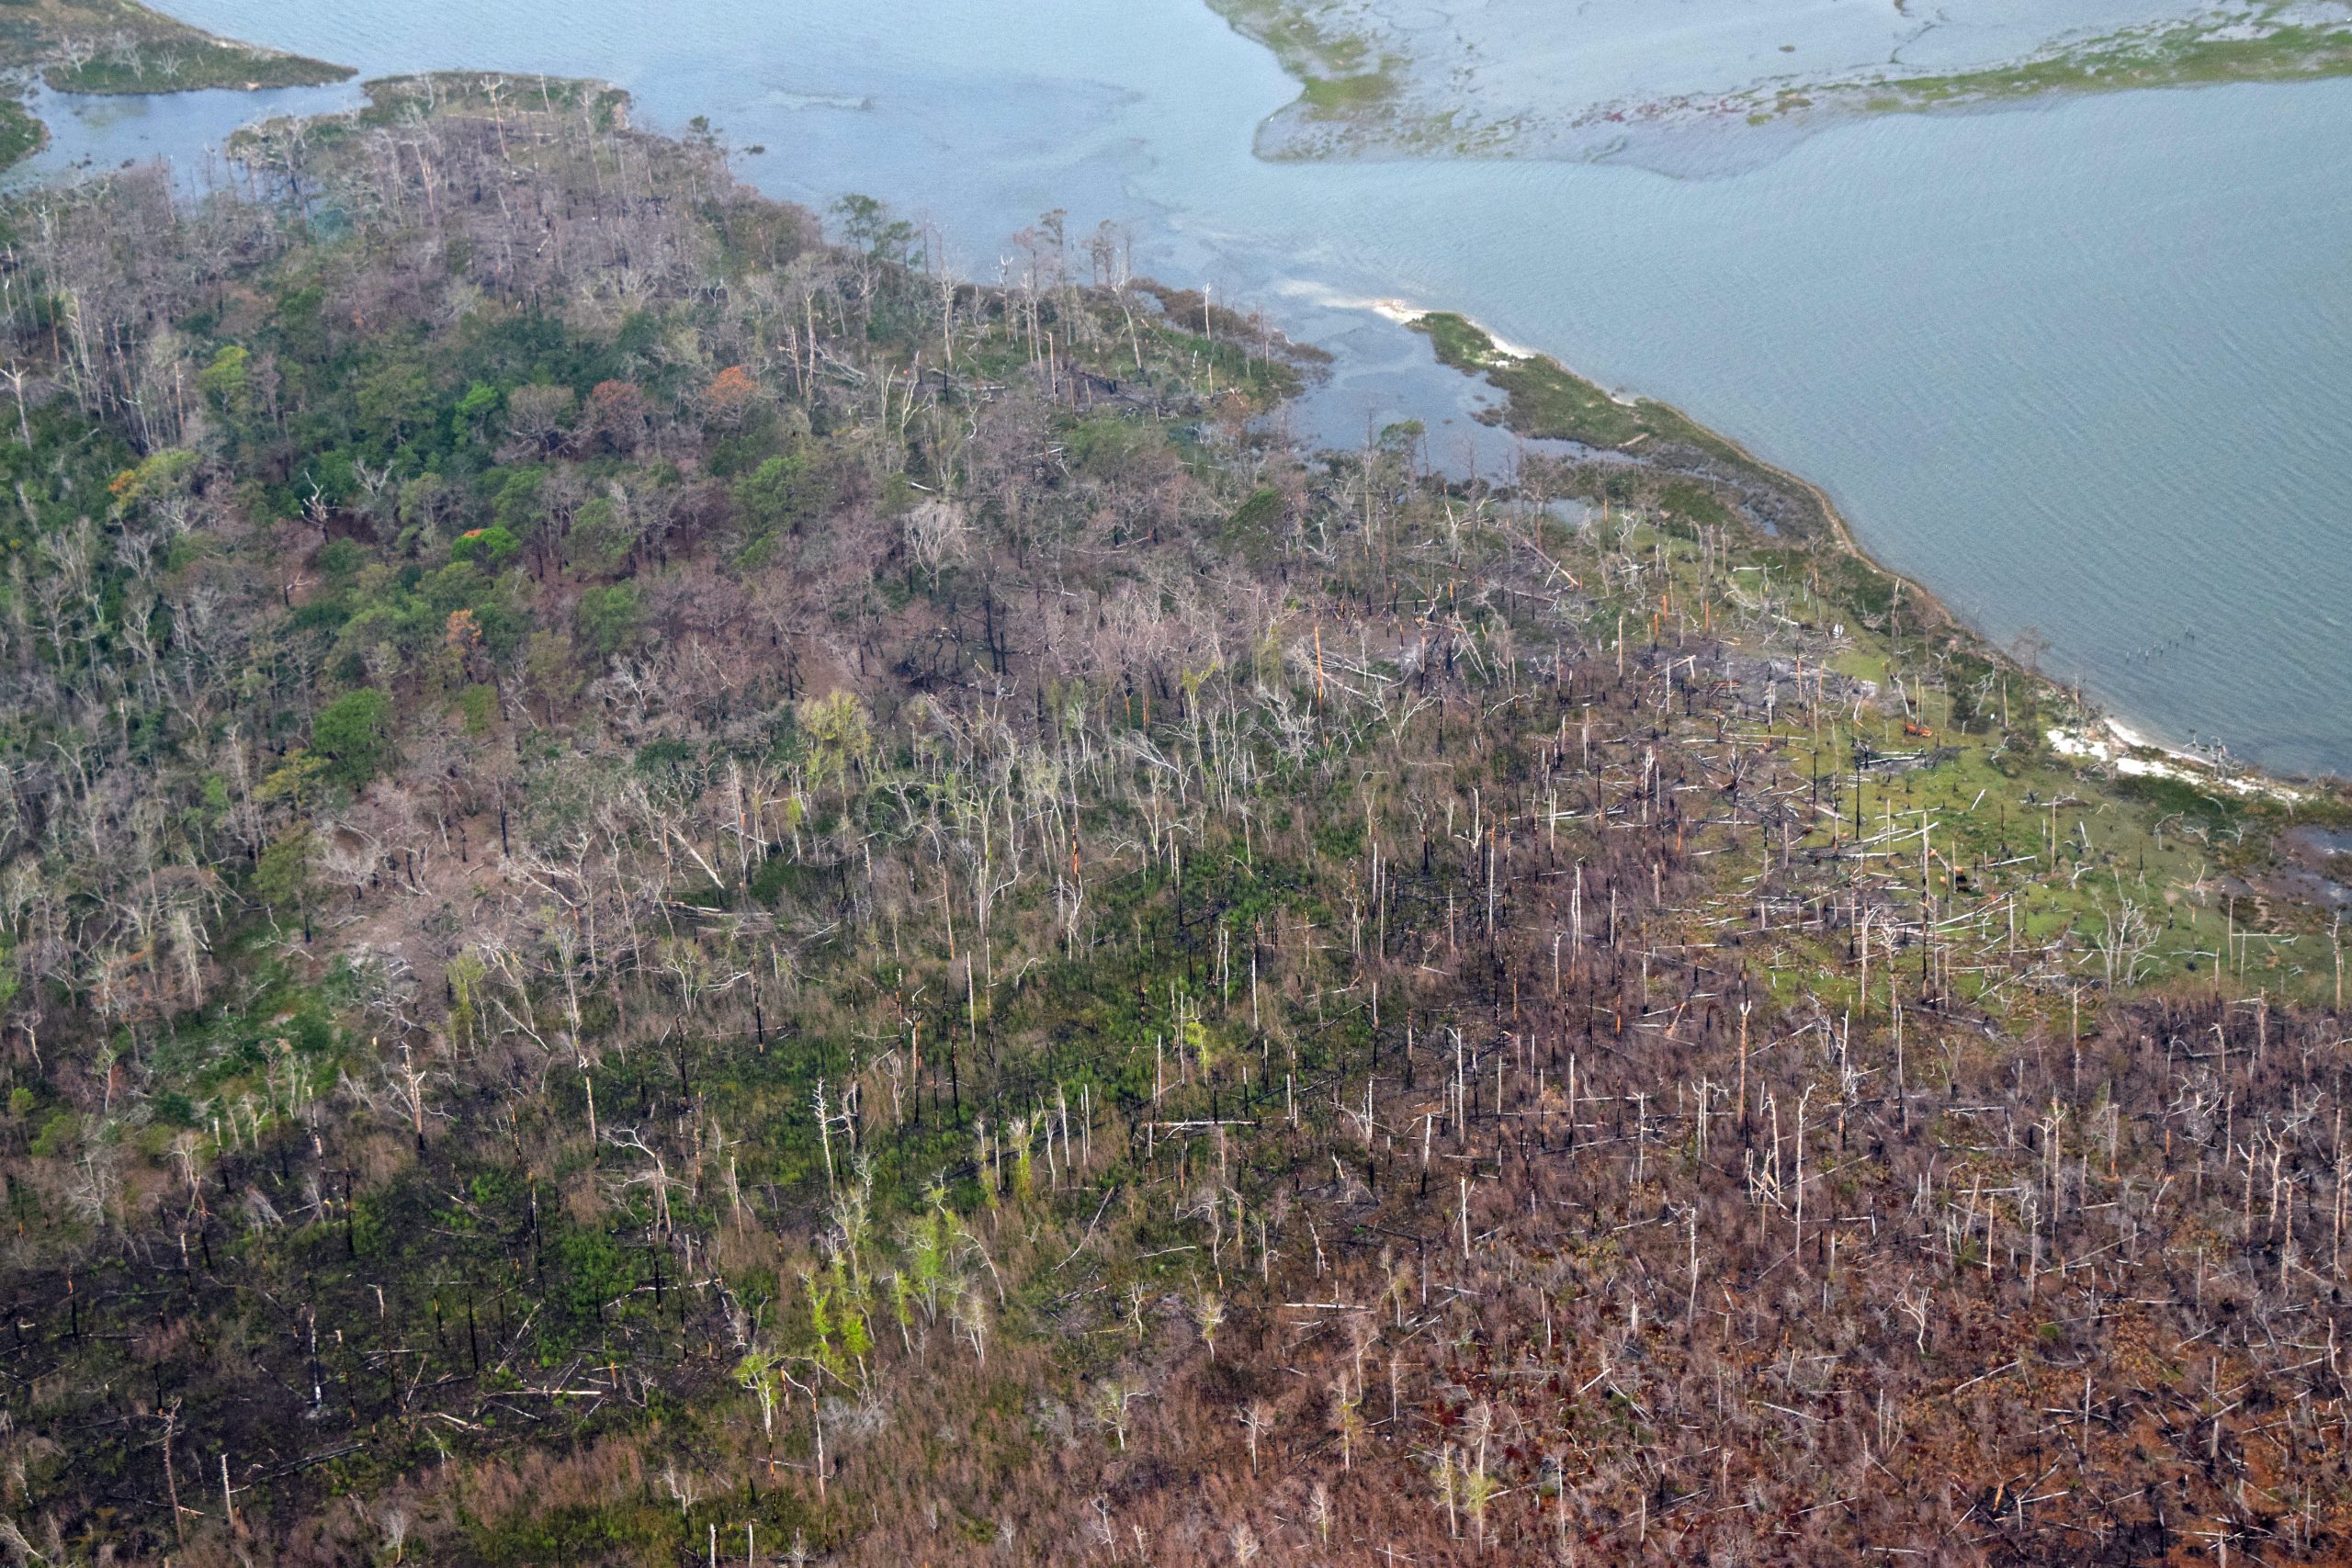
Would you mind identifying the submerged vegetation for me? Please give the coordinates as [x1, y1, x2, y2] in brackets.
[1211, 0, 2352, 160]
[0, 65, 2350, 1567]
[1765, 5, 2352, 125]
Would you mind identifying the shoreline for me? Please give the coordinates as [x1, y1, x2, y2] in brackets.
[13, 21, 2333, 808]
[1355, 297, 2339, 802]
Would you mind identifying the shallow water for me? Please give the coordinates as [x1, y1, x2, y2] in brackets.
[1222, 0, 2289, 159]
[0, 81, 361, 193]
[68, 0, 2352, 776]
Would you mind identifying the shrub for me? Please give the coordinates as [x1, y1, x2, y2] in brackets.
[575, 583, 643, 660]
[313, 689, 397, 785]
[452, 525, 521, 568]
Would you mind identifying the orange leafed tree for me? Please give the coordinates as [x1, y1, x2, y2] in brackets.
[702, 365, 761, 427]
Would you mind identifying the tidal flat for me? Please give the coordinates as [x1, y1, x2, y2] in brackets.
[1209, 0, 2352, 161]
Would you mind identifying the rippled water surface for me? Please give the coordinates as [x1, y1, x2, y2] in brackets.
[89, 0, 2352, 775]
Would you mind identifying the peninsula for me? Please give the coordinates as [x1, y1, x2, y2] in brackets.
[2, 49, 2349, 1568]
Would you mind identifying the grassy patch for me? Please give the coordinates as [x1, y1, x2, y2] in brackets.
[1204, 0, 1407, 129]
[1876, 16, 2352, 106]
[2115, 771, 2245, 830]
[1737, 9, 2352, 128]
[0, 0, 350, 95]
[0, 95, 44, 169]
[1204, 0, 1379, 79]
[1657, 478, 1732, 529]
[1413, 311, 1747, 472]
[1417, 310, 1642, 447]
[45, 38, 349, 93]
[1299, 68, 1398, 116]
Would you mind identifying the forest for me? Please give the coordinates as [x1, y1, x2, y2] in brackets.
[0, 69, 2350, 1566]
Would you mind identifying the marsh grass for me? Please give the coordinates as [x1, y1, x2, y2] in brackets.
[0, 0, 349, 95]
[0, 95, 43, 169]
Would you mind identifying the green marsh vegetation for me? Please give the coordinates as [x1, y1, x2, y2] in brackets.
[1204, 0, 1403, 123]
[10, 0, 348, 93]
[1212, 0, 2352, 157]
[0, 94, 43, 168]
[1414, 310, 1828, 536]
[1416, 310, 1710, 455]
[1836, 6, 2352, 118]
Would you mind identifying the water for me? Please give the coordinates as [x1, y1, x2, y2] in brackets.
[1211, 0, 2273, 161]
[58, 0, 2352, 777]
[0, 81, 362, 192]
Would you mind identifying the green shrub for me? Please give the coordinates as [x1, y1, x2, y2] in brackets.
[313, 690, 396, 786]
[451, 525, 520, 567]
[575, 583, 643, 660]
[28, 1111, 75, 1159]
